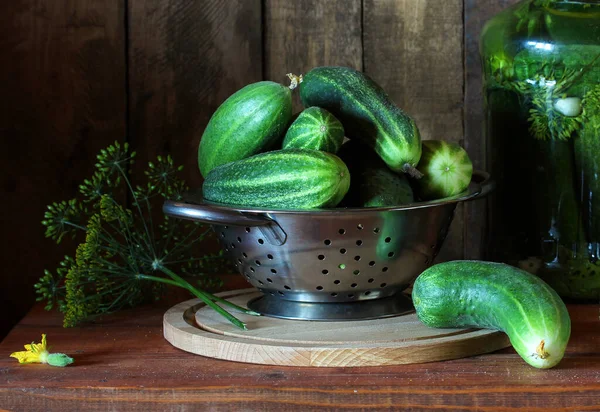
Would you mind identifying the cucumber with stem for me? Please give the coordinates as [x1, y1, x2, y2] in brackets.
[412, 260, 571, 369]
[413, 140, 473, 201]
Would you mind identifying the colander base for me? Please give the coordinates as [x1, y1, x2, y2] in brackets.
[247, 293, 414, 321]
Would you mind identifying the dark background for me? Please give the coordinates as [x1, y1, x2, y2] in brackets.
[0, 0, 519, 339]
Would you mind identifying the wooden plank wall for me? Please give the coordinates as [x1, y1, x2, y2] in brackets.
[0, 0, 521, 338]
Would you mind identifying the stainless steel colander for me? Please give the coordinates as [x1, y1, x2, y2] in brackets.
[163, 171, 493, 321]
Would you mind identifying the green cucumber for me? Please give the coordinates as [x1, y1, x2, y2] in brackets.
[294, 67, 422, 176]
[282, 107, 344, 153]
[337, 141, 414, 207]
[412, 260, 571, 369]
[414, 140, 473, 201]
[198, 81, 293, 177]
[202, 149, 350, 209]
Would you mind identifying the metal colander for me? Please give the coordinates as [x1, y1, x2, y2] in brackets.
[163, 171, 493, 321]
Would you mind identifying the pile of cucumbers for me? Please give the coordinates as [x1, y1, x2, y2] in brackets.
[196, 66, 571, 369]
[198, 66, 473, 210]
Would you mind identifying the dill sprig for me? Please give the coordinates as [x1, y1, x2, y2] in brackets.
[35, 141, 258, 330]
[527, 71, 584, 141]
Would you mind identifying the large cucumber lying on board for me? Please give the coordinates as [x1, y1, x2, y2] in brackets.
[198, 81, 293, 177]
[202, 149, 350, 209]
[282, 107, 344, 153]
[412, 260, 571, 369]
[414, 140, 473, 201]
[294, 67, 422, 177]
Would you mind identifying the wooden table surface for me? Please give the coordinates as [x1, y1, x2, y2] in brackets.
[1, 293, 599, 411]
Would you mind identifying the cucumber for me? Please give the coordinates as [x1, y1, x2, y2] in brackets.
[337, 141, 414, 207]
[412, 260, 571, 369]
[282, 107, 344, 153]
[202, 149, 350, 209]
[414, 140, 473, 201]
[198, 81, 293, 177]
[294, 67, 422, 176]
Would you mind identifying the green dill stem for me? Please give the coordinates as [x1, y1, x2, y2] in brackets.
[166, 226, 212, 258]
[138, 271, 259, 317]
[145, 268, 253, 330]
[160, 256, 222, 265]
[115, 164, 156, 259]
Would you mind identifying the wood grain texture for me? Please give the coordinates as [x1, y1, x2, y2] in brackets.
[0, 0, 126, 338]
[163, 290, 510, 367]
[363, 0, 465, 263]
[1, 300, 598, 410]
[127, 0, 262, 190]
[463, 0, 520, 260]
[264, 0, 362, 111]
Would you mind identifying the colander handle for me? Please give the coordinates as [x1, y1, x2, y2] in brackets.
[162, 200, 274, 226]
[469, 170, 495, 199]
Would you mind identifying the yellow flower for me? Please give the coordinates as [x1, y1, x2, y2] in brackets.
[10, 334, 73, 367]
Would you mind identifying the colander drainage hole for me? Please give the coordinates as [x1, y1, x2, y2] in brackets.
[382, 267, 388, 272]
[380, 283, 387, 288]
[258, 280, 264, 285]
[356, 240, 363, 246]
[351, 283, 357, 288]
[373, 227, 380, 234]
[284, 285, 291, 290]
[245, 227, 251, 233]
[237, 237, 242, 243]
[353, 270, 360, 275]
[385, 237, 391, 243]
[324, 239, 331, 246]
[318, 254, 325, 260]
[369, 261, 376, 266]
[250, 267, 255, 273]
[322, 269, 329, 274]
[238, 259, 243, 264]
[430, 244, 436, 249]
[267, 278, 273, 283]
[316, 286, 323, 290]
[255, 260, 261, 266]
[267, 254, 274, 259]
[354, 255, 360, 261]
[258, 239, 264, 245]
[368, 278, 374, 283]
[331, 293, 338, 297]
[220, 232, 225, 238]
[270, 269, 277, 274]
[334, 280, 341, 285]
[278, 291, 284, 296]
[339, 228, 346, 234]
[340, 248, 347, 254]
[348, 294, 355, 298]
[230, 243, 236, 249]
[364, 291, 372, 296]
[242, 252, 248, 258]
[357, 224, 364, 230]
[388, 252, 395, 258]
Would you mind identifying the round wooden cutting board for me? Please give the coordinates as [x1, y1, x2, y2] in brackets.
[163, 289, 511, 367]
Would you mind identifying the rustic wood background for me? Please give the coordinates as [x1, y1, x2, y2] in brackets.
[0, 0, 519, 339]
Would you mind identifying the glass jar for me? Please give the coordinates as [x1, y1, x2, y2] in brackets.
[480, 0, 600, 300]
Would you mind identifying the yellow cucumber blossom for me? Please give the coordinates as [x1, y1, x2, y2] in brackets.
[10, 334, 74, 367]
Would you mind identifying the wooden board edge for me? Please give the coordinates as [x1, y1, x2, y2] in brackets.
[163, 293, 512, 367]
